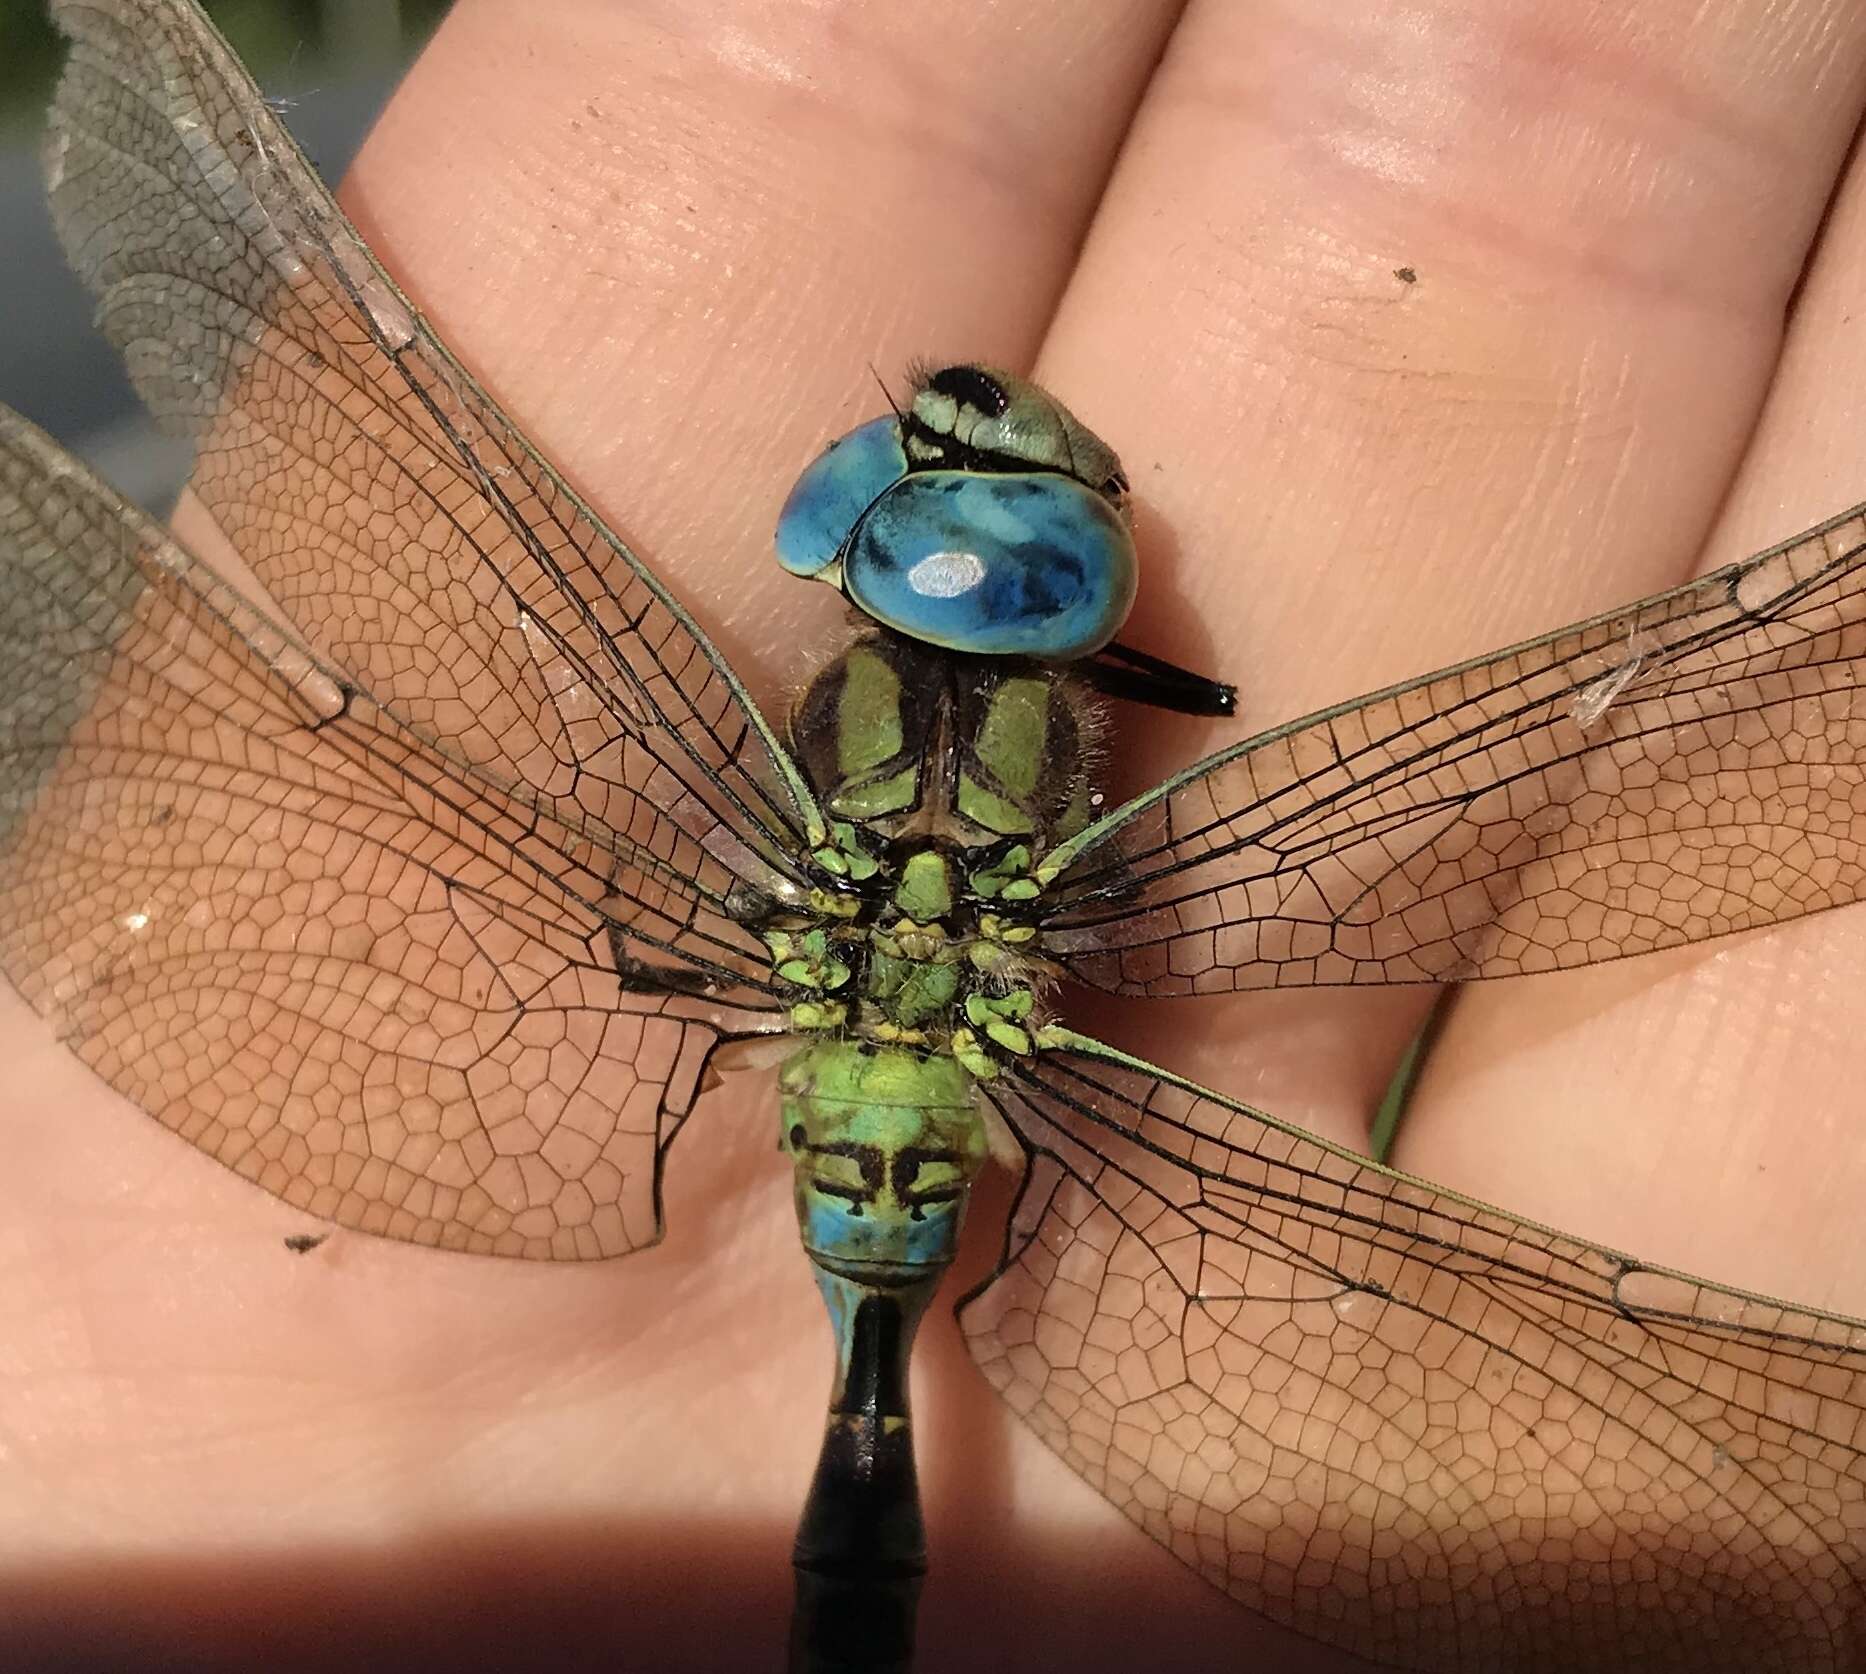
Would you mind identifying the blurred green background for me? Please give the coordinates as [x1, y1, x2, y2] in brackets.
[0, 0, 451, 132]
[1, 0, 453, 504]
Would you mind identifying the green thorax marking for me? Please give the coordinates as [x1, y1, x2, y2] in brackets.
[892, 850, 952, 921]
[825, 644, 916, 820]
[788, 632, 1093, 855]
[956, 672, 1049, 835]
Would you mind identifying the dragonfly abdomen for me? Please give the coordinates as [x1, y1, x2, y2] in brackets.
[777, 1039, 985, 1673]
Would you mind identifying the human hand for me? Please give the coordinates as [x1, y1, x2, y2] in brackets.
[6, 3, 1866, 1671]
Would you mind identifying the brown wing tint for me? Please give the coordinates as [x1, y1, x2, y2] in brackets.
[1040, 505, 1866, 997]
[46, 0, 824, 973]
[966, 1035, 1866, 1671]
[0, 408, 783, 1259]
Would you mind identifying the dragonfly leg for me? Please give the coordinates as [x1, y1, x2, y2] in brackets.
[1081, 639, 1237, 716]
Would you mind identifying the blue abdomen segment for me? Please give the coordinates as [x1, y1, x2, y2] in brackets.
[775, 416, 906, 579]
[845, 471, 1136, 660]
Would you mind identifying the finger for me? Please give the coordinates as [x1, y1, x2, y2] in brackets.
[1402, 128, 1866, 1311]
[1034, 0, 1866, 1158]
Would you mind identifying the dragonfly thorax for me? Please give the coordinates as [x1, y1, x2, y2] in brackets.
[788, 630, 1095, 856]
[767, 629, 1093, 1057]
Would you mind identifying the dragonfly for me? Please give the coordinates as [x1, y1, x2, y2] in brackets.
[4, 2, 1866, 1670]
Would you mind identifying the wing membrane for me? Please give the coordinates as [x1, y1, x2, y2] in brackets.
[1040, 507, 1866, 995]
[0, 407, 785, 1260]
[967, 1032, 1866, 1670]
[46, 0, 824, 954]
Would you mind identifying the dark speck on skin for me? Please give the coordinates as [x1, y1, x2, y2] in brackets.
[284, 1231, 330, 1255]
[1394, 266, 1418, 284]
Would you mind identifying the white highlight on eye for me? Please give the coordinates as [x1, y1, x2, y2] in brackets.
[906, 551, 986, 598]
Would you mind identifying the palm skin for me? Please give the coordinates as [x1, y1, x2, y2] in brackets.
[5, 2, 1866, 1669]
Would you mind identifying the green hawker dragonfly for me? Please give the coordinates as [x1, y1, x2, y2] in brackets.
[5, 3, 1866, 1671]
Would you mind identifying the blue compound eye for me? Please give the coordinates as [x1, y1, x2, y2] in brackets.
[775, 415, 907, 580]
[842, 471, 1135, 661]
[773, 367, 1139, 662]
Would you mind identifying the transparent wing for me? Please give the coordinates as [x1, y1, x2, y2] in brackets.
[1038, 506, 1866, 996]
[46, 0, 827, 1002]
[0, 407, 786, 1260]
[965, 1032, 1866, 1672]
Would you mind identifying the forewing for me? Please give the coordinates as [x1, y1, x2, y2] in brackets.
[0, 408, 784, 1260]
[1040, 506, 1866, 996]
[46, 0, 823, 971]
[966, 1038, 1866, 1671]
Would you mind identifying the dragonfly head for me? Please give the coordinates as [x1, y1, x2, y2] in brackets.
[773, 363, 1138, 664]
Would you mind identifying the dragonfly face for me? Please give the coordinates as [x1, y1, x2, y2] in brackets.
[8, 3, 1866, 1671]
